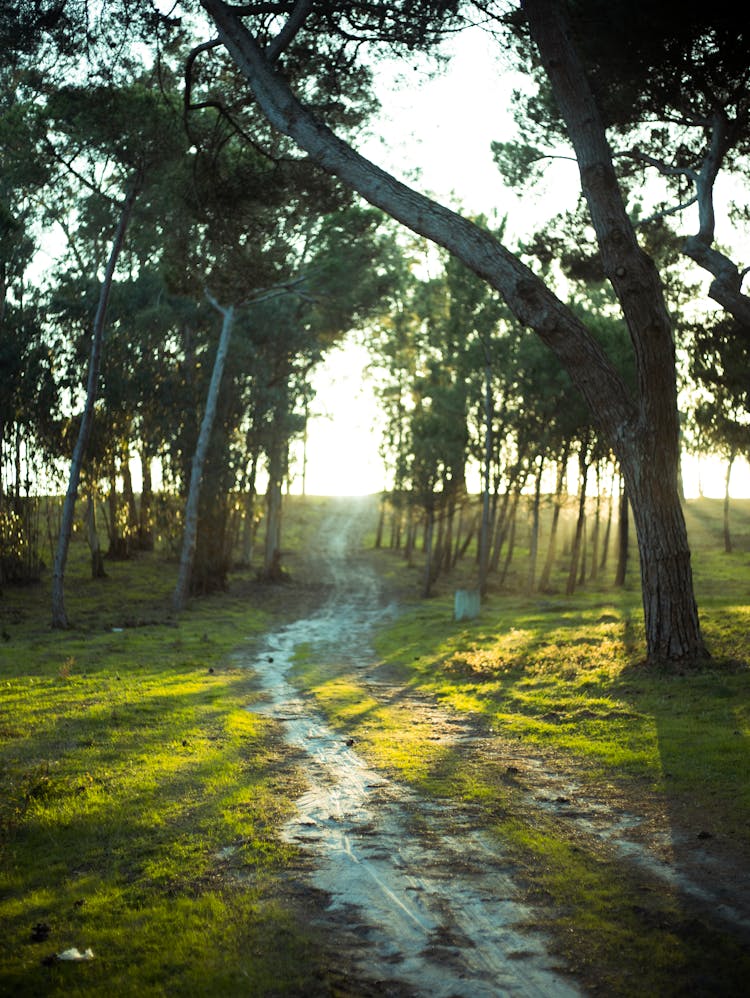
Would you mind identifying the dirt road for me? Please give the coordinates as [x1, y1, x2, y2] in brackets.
[242, 500, 578, 996]
[240, 499, 749, 996]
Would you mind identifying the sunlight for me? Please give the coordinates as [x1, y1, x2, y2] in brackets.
[290, 338, 386, 496]
[295, 341, 750, 500]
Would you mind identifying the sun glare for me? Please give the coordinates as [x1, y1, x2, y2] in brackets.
[290, 339, 386, 496]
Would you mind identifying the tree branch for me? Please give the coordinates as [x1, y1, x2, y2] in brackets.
[266, 0, 313, 62]
[199, 0, 638, 452]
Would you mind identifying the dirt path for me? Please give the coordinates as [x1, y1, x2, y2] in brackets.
[241, 501, 579, 996]
[239, 500, 749, 996]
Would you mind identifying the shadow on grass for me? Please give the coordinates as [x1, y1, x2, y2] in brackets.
[0, 660, 335, 998]
[365, 558, 750, 996]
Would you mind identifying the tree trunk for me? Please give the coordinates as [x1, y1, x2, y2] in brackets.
[51, 181, 138, 628]
[723, 451, 735, 554]
[138, 449, 154, 551]
[538, 447, 568, 592]
[421, 503, 435, 598]
[375, 492, 386, 549]
[578, 516, 588, 587]
[203, 0, 708, 663]
[590, 463, 601, 581]
[624, 461, 704, 660]
[599, 469, 614, 574]
[404, 504, 415, 565]
[262, 427, 286, 580]
[488, 486, 512, 574]
[239, 452, 259, 567]
[84, 490, 106, 579]
[499, 493, 519, 586]
[122, 446, 139, 546]
[527, 458, 544, 594]
[614, 479, 629, 588]
[173, 302, 235, 613]
[107, 454, 127, 559]
[479, 355, 493, 595]
[566, 454, 589, 596]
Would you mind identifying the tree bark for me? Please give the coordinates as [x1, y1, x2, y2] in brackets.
[566, 450, 589, 596]
[107, 454, 127, 559]
[599, 478, 613, 574]
[421, 502, 436, 598]
[201, 0, 708, 662]
[138, 448, 154, 551]
[523, 0, 706, 660]
[84, 490, 106, 579]
[614, 480, 629, 588]
[527, 457, 544, 594]
[589, 463, 601, 581]
[539, 446, 568, 591]
[173, 302, 235, 612]
[479, 353, 493, 596]
[51, 181, 138, 628]
[499, 492, 520, 586]
[122, 446, 139, 546]
[723, 451, 735, 554]
[239, 451, 259, 567]
[262, 409, 287, 581]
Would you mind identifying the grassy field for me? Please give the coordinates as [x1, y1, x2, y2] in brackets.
[0, 498, 343, 997]
[1, 494, 749, 996]
[292, 495, 750, 996]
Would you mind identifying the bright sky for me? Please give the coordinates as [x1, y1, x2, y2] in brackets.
[289, 339, 386, 496]
[299, 27, 750, 499]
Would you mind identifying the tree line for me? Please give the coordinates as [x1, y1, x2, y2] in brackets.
[1, 1, 749, 666]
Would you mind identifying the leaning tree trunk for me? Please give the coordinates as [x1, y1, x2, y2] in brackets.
[203, 0, 707, 663]
[173, 302, 235, 613]
[51, 181, 138, 628]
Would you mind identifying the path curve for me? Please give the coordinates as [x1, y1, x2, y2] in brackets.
[241, 501, 579, 998]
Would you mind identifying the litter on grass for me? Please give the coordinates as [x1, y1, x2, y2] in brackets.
[57, 947, 94, 961]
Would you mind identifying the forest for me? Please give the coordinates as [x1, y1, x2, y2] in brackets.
[1, 1, 749, 664]
[1, 2, 750, 995]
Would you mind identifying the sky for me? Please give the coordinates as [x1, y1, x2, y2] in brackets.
[294, 28, 750, 499]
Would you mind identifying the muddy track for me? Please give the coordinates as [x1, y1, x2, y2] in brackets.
[238, 500, 750, 996]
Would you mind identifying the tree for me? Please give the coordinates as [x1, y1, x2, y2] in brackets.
[499, 0, 750, 327]
[43, 77, 189, 627]
[198, 0, 706, 663]
[688, 314, 750, 553]
[50, 181, 139, 627]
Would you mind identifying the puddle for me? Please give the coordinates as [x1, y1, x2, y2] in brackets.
[238, 506, 580, 997]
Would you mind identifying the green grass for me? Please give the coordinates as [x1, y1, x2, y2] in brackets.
[0, 505, 341, 997]
[290, 496, 750, 996]
[2, 494, 749, 996]
[0, 659, 325, 995]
